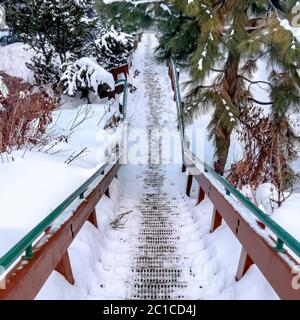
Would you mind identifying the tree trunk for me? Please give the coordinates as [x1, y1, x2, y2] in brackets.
[214, 52, 240, 175]
[214, 130, 231, 175]
[80, 87, 91, 104]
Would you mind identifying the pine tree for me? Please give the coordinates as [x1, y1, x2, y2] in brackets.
[97, 0, 155, 33]
[182, 0, 300, 181]
[5, 0, 98, 84]
[155, 1, 199, 61]
[97, 0, 198, 61]
[93, 26, 134, 69]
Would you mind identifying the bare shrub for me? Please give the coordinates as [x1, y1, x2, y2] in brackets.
[0, 72, 58, 154]
[228, 105, 300, 208]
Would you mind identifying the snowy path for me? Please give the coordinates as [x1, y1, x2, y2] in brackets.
[128, 34, 187, 298]
[118, 33, 190, 299]
[117, 33, 277, 300]
[38, 33, 277, 300]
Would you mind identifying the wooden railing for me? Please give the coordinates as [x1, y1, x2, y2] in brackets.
[0, 80, 128, 300]
[168, 58, 300, 300]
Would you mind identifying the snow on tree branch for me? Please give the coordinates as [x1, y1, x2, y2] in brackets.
[94, 26, 134, 69]
[60, 57, 115, 98]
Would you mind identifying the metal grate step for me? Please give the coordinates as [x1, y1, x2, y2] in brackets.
[132, 268, 182, 279]
[133, 256, 189, 268]
[136, 245, 177, 255]
[137, 239, 179, 246]
[131, 283, 187, 300]
[140, 221, 183, 228]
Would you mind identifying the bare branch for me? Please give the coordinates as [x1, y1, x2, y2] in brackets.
[249, 97, 274, 105]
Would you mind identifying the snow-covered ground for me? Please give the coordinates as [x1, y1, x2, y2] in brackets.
[0, 42, 122, 258]
[0, 43, 35, 83]
[1, 30, 297, 300]
[36, 33, 278, 299]
[0, 101, 121, 255]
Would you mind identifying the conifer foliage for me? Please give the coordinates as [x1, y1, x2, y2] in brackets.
[155, 1, 199, 61]
[98, 0, 198, 61]
[5, 0, 98, 84]
[178, 0, 300, 199]
[7, 0, 97, 62]
[101, 0, 300, 200]
[93, 26, 134, 69]
[180, 0, 300, 192]
[60, 57, 115, 102]
[97, 0, 154, 33]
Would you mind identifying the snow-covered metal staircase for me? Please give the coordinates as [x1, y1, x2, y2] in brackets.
[130, 164, 189, 300]
[128, 33, 190, 299]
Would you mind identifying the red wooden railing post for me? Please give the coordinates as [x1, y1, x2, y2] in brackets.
[186, 175, 193, 197]
[88, 209, 98, 229]
[55, 251, 74, 285]
[197, 186, 205, 205]
[210, 208, 222, 232]
[236, 247, 254, 281]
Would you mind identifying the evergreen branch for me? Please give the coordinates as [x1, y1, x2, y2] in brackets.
[249, 97, 274, 105]
[210, 68, 224, 73]
[239, 75, 273, 91]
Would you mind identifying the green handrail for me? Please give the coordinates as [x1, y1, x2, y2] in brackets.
[169, 58, 300, 259]
[0, 80, 128, 275]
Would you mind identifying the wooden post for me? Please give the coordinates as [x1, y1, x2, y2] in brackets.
[55, 251, 74, 285]
[236, 247, 254, 281]
[197, 186, 205, 205]
[186, 175, 193, 197]
[210, 208, 222, 232]
[256, 220, 266, 230]
[88, 209, 98, 229]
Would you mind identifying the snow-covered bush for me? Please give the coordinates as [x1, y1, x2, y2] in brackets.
[60, 57, 115, 101]
[93, 26, 134, 69]
[228, 105, 300, 209]
[26, 43, 61, 86]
